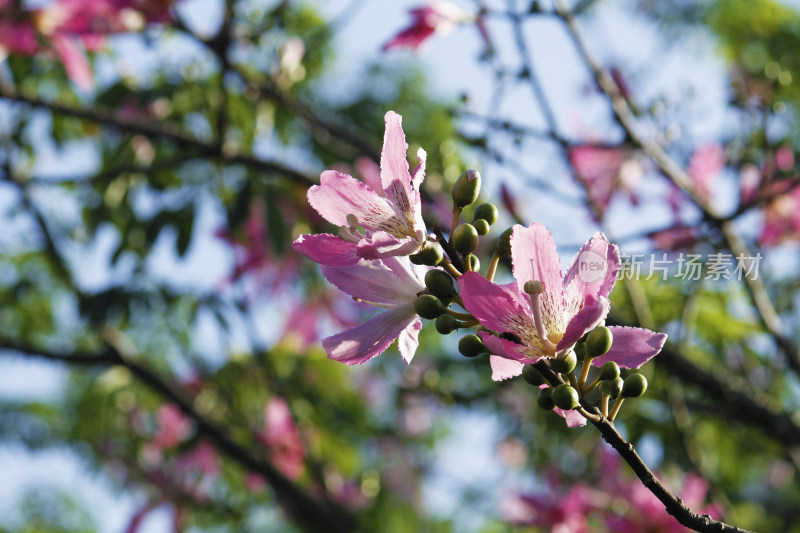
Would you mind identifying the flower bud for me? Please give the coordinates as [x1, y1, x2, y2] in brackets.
[495, 227, 513, 257]
[586, 326, 613, 359]
[425, 269, 455, 301]
[598, 361, 620, 381]
[600, 377, 623, 399]
[409, 241, 443, 266]
[458, 334, 487, 358]
[621, 373, 648, 398]
[414, 295, 445, 320]
[537, 387, 555, 411]
[473, 203, 498, 225]
[522, 364, 547, 386]
[574, 342, 586, 361]
[550, 351, 577, 374]
[465, 254, 480, 272]
[435, 314, 458, 335]
[552, 384, 580, 410]
[452, 169, 481, 208]
[452, 223, 479, 254]
[473, 218, 490, 236]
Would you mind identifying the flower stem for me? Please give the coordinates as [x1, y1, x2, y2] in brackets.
[577, 357, 592, 390]
[445, 308, 474, 320]
[577, 406, 601, 422]
[450, 206, 462, 239]
[486, 253, 500, 282]
[609, 396, 625, 421]
[441, 259, 462, 278]
[601, 394, 610, 418]
[583, 375, 601, 394]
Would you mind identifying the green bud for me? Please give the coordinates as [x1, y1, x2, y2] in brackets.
[600, 377, 623, 399]
[465, 254, 480, 272]
[621, 373, 648, 398]
[414, 295, 445, 320]
[495, 227, 513, 257]
[574, 342, 586, 361]
[452, 223, 479, 254]
[550, 351, 577, 374]
[598, 361, 620, 381]
[473, 203, 498, 225]
[522, 364, 547, 386]
[409, 241, 443, 266]
[435, 314, 458, 335]
[537, 387, 555, 411]
[552, 384, 580, 410]
[458, 334, 487, 358]
[452, 169, 481, 208]
[425, 269, 455, 301]
[473, 218, 490, 236]
[586, 326, 613, 359]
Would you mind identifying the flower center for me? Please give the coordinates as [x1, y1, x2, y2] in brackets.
[524, 278, 558, 353]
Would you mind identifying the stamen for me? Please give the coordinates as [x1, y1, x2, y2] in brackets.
[524, 278, 557, 352]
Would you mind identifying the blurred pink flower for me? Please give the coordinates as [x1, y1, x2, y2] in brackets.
[688, 143, 725, 203]
[503, 484, 593, 532]
[568, 145, 642, 220]
[176, 441, 220, 479]
[152, 404, 192, 450]
[261, 398, 306, 480]
[759, 187, 800, 247]
[383, 2, 473, 52]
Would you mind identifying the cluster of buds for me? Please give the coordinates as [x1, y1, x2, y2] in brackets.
[294, 110, 666, 428]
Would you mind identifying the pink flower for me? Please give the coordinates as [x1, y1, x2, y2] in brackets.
[759, 187, 800, 246]
[260, 398, 306, 480]
[503, 485, 593, 533]
[312, 255, 431, 365]
[458, 223, 666, 382]
[383, 2, 472, 52]
[567, 145, 642, 220]
[688, 143, 725, 203]
[304, 111, 428, 263]
[151, 404, 192, 450]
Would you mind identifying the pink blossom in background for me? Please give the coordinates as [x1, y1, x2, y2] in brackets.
[759, 187, 800, 246]
[688, 143, 725, 203]
[567, 145, 642, 220]
[383, 2, 473, 52]
[503, 484, 593, 532]
[648, 225, 700, 251]
[459, 224, 665, 387]
[151, 404, 192, 450]
[176, 441, 220, 479]
[261, 398, 306, 480]
[279, 289, 359, 352]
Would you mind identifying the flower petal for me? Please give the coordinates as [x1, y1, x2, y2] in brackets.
[489, 355, 524, 381]
[308, 170, 403, 234]
[356, 232, 420, 260]
[459, 273, 538, 339]
[555, 295, 610, 352]
[480, 331, 543, 364]
[321, 259, 420, 305]
[510, 223, 567, 335]
[562, 232, 620, 317]
[322, 306, 416, 365]
[292, 233, 358, 267]
[51, 34, 93, 90]
[380, 111, 415, 222]
[556, 407, 587, 428]
[397, 317, 422, 363]
[591, 326, 667, 368]
[355, 157, 385, 197]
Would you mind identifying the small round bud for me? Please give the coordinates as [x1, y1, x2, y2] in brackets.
[586, 326, 613, 359]
[574, 342, 586, 361]
[473, 203, 498, 225]
[495, 227, 513, 257]
[435, 314, 458, 335]
[458, 334, 487, 358]
[537, 387, 555, 411]
[600, 377, 623, 399]
[621, 373, 648, 398]
[552, 384, 580, 410]
[473, 218, 490, 236]
[522, 364, 547, 386]
[452, 223, 479, 254]
[409, 242, 443, 266]
[414, 295, 446, 320]
[523, 280, 545, 295]
[465, 254, 480, 272]
[550, 351, 577, 374]
[452, 169, 481, 208]
[425, 269, 455, 301]
[598, 361, 620, 381]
